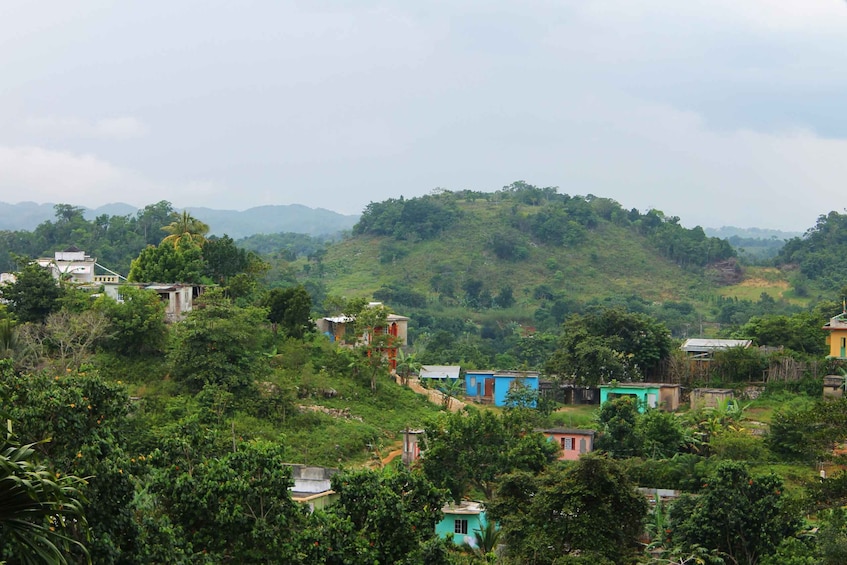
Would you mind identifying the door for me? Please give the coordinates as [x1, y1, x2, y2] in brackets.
[484, 378, 494, 399]
[647, 393, 658, 408]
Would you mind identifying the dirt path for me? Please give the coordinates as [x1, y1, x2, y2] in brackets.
[381, 448, 403, 466]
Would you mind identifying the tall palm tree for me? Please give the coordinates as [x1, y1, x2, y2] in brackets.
[0, 427, 90, 564]
[161, 211, 210, 248]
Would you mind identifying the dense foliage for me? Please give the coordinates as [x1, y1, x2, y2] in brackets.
[4, 189, 847, 563]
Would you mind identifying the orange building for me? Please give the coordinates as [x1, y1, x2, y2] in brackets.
[823, 314, 847, 359]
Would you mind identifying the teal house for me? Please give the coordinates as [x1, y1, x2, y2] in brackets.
[598, 383, 681, 413]
[436, 501, 488, 546]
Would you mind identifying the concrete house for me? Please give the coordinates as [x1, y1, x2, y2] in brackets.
[823, 314, 847, 359]
[288, 465, 339, 512]
[541, 428, 595, 461]
[315, 303, 409, 369]
[465, 370, 539, 407]
[436, 500, 489, 546]
[598, 383, 681, 412]
[103, 283, 201, 323]
[35, 246, 122, 285]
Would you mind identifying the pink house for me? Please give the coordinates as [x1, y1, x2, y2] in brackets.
[541, 428, 595, 461]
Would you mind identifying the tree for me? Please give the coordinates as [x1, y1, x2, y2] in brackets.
[635, 409, 688, 459]
[0, 365, 137, 563]
[93, 286, 168, 356]
[168, 288, 272, 392]
[594, 396, 642, 458]
[136, 200, 175, 245]
[327, 468, 446, 564]
[489, 455, 647, 564]
[150, 440, 305, 562]
[262, 286, 313, 339]
[128, 239, 205, 284]
[344, 300, 394, 392]
[669, 461, 798, 565]
[160, 210, 209, 248]
[1, 262, 63, 324]
[15, 310, 113, 372]
[546, 308, 672, 385]
[395, 349, 421, 386]
[0, 426, 90, 565]
[421, 408, 557, 501]
[202, 235, 250, 285]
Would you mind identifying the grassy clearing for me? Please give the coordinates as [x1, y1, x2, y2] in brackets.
[547, 405, 599, 429]
[718, 266, 808, 306]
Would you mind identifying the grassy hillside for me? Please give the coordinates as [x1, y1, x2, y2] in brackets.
[317, 193, 728, 319]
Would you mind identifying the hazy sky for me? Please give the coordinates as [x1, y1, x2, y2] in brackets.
[1, 1, 846, 230]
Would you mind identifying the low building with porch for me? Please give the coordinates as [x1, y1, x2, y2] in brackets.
[598, 383, 681, 412]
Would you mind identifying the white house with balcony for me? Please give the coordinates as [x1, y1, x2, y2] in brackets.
[35, 246, 122, 285]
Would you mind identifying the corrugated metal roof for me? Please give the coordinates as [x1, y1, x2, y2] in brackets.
[681, 338, 752, 352]
[420, 365, 461, 379]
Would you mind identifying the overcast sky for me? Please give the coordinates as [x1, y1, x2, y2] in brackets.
[1, 1, 846, 230]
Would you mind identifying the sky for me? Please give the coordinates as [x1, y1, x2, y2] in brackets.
[1, 1, 846, 231]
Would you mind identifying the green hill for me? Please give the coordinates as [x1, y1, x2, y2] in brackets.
[314, 185, 736, 326]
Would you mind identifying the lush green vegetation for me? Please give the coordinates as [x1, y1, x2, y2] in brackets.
[6, 187, 847, 562]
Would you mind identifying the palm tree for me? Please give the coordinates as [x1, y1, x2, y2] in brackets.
[161, 211, 210, 248]
[0, 425, 90, 564]
[472, 520, 501, 559]
[395, 350, 421, 386]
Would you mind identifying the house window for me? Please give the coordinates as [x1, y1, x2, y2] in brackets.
[561, 437, 574, 451]
[470, 377, 476, 388]
[454, 519, 468, 535]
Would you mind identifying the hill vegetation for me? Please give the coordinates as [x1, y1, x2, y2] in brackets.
[6, 184, 847, 562]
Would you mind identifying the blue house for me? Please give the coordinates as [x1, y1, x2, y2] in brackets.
[465, 370, 539, 407]
[436, 501, 488, 546]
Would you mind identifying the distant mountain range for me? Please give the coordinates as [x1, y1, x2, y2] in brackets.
[704, 226, 802, 241]
[0, 202, 360, 238]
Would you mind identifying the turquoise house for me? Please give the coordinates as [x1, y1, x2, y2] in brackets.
[436, 501, 488, 546]
[598, 383, 681, 413]
[465, 370, 539, 407]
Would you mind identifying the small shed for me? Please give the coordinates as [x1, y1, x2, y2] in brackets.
[402, 429, 425, 466]
[540, 428, 595, 461]
[690, 388, 734, 409]
[599, 383, 681, 412]
[824, 375, 845, 398]
[436, 501, 488, 546]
